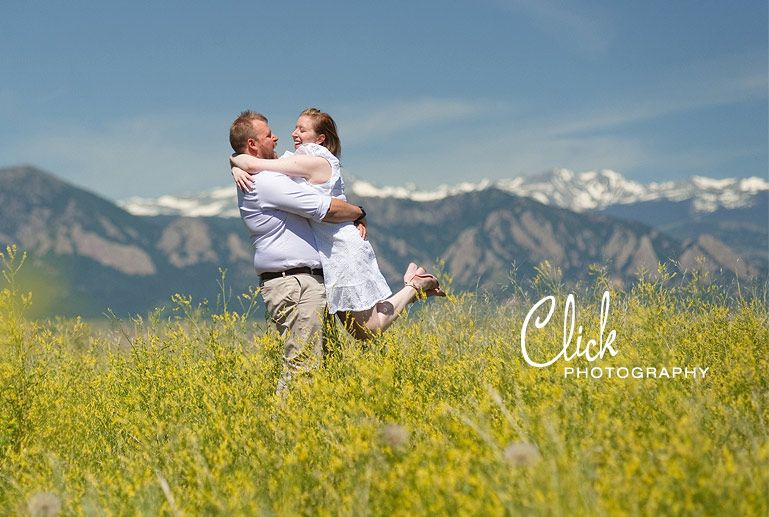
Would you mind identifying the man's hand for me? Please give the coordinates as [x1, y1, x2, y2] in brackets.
[232, 166, 254, 192]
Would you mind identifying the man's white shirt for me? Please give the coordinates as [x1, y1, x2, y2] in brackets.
[237, 171, 330, 274]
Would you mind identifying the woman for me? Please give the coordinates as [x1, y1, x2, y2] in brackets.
[231, 108, 445, 340]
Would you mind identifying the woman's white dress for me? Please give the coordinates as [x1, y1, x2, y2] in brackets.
[291, 143, 392, 314]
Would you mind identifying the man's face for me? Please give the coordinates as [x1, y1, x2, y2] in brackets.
[249, 120, 278, 158]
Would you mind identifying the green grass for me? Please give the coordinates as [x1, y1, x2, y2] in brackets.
[1, 247, 767, 516]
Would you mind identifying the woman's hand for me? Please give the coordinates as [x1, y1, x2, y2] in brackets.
[354, 218, 367, 240]
[232, 166, 254, 192]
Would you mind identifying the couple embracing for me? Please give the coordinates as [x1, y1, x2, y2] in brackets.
[229, 108, 445, 392]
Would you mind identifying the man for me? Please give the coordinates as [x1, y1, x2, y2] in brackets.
[229, 110, 365, 392]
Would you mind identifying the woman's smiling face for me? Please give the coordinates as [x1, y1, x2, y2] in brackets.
[291, 115, 326, 149]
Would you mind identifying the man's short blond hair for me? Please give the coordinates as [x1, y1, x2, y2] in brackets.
[229, 110, 268, 153]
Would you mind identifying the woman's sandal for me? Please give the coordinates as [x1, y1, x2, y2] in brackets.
[403, 263, 446, 298]
[409, 277, 447, 298]
[423, 286, 447, 298]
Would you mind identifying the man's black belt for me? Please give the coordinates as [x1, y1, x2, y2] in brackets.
[259, 267, 323, 283]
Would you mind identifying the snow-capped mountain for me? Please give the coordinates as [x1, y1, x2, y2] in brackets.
[120, 186, 242, 218]
[118, 169, 769, 218]
[351, 169, 769, 214]
[2, 165, 765, 318]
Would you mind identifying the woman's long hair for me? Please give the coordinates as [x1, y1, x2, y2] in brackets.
[300, 108, 341, 158]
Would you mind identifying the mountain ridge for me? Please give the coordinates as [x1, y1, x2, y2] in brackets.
[117, 168, 769, 217]
[116, 167, 768, 278]
[1, 165, 764, 318]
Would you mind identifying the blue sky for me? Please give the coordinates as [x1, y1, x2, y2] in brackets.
[1, 0, 766, 200]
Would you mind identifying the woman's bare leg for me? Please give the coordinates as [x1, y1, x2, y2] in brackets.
[340, 264, 441, 340]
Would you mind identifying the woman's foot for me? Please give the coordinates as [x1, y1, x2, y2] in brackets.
[403, 262, 419, 286]
[404, 265, 446, 299]
[423, 287, 447, 298]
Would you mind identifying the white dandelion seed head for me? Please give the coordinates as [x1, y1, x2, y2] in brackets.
[380, 423, 410, 450]
[504, 442, 541, 466]
[27, 491, 61, 516]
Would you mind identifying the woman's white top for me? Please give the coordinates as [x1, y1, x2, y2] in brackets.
[291, 143, 392, 313]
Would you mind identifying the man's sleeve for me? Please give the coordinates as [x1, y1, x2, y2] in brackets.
[253, 172, 331, 221]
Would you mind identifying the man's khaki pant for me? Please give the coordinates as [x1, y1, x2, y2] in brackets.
[260, 273, 327, 393]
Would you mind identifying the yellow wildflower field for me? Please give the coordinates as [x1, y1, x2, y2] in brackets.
[1, 248, 767, 515]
